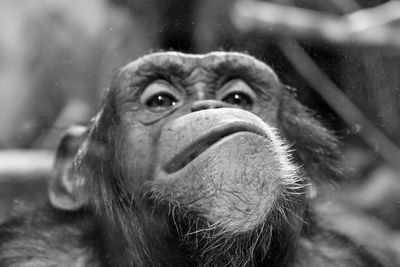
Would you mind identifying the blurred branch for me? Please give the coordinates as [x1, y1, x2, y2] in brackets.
[277, 37, 400, 172]
[0, 150, 54, 183]
[232, 0, 400, 48]
[345, 0, 400, 32]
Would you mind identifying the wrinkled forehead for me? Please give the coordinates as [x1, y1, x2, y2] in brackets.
[123, 52, 277, 73]
[114, 52, 282, 93]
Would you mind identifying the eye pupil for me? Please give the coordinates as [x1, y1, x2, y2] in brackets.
[156, 95, 165, 105]
[233, 94, 241, 104]
[223, 93, 252, 108]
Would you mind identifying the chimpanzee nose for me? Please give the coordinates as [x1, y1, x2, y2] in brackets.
[190, 100, 227, 112]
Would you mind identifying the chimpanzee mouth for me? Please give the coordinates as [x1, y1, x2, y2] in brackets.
[165, 124, 267, 173]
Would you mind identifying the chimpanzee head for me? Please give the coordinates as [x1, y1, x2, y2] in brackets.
[49, 52, 342, 266]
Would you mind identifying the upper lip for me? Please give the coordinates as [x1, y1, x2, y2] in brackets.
[164, 122, 266, 173]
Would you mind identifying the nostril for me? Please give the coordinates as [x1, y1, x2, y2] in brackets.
[190, 100, 226, 112]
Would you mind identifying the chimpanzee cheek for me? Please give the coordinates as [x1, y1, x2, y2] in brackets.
[120, 124, 160, 188]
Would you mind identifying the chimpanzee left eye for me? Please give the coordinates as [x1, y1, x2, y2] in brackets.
[222, 92, 253, 108]
[219, 79, 255, 109]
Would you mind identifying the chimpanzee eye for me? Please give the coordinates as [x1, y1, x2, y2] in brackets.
[219, 79, 256, 110]
[222, 92, 253, 108]
[140, 80, 180, 111]
[146, 93, 178, 108]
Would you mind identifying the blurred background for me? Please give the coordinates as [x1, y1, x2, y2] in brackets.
[0, 0, 400, 263]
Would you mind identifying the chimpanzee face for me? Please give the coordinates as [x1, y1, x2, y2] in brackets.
[103, 52, 303, 232]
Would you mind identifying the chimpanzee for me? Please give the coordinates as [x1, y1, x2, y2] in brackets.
[0, 52, 385, 266]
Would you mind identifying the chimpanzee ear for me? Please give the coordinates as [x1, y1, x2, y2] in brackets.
[48, 125, 89, 210]
[278, 87, 344, 184]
